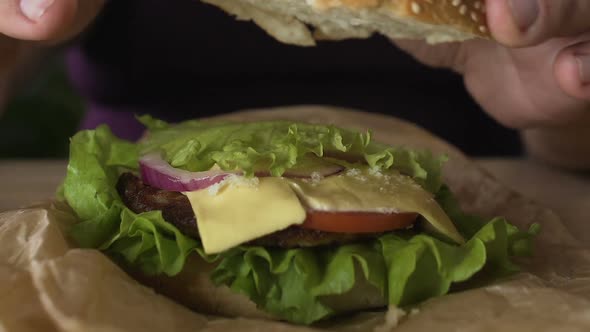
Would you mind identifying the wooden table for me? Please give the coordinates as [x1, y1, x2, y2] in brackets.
[0, 160, 67, 211]
[2, 159, 589, 242]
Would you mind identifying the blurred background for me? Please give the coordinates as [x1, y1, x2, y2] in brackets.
[0, 56, 523, 161]
[0, 53, 84, 159]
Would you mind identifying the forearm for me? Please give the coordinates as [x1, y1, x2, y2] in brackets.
[521, 112, 590, 170]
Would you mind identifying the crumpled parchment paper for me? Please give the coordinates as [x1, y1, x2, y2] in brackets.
[2, 106, 590, 332]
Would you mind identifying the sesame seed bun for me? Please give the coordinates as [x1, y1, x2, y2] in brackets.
[200, 0, 490, 46]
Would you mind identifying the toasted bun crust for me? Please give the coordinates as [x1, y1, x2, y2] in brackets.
[129, 254, 386, 321]
[200, 0, 490, 46]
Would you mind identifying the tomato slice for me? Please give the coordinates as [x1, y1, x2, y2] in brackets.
[300, 211, 418, 233]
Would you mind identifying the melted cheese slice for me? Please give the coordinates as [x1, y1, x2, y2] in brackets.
[185, 177, 306, 254]
[288, 168, 465, 244]
[186, 168, 464, 254]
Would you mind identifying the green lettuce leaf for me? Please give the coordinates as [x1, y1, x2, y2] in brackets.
[62, 120, 538, 325]
[138, 116, 446, 193]
[63, 126, 203, 275]
[211, 218, 536, 324]
[64, 125, 139, 248]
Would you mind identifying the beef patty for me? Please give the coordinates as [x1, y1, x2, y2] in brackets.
[116, 172, 380, 248]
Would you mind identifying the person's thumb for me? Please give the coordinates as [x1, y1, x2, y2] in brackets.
[0, 0, 104, 43]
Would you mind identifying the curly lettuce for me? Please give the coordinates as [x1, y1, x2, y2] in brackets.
[138, 115, 446, 193]
[62, 119, 538, 325]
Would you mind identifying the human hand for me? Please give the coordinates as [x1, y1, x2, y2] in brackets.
[0, 0, 105, 111]
[393, 0, 590, 129]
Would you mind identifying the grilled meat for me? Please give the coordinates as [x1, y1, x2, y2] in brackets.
[117, 172, 200, 238]
[116, 172, 378, 248]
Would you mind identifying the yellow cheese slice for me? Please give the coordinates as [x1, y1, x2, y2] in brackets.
[185, 177, 306, 254]
[288, 168, 465, 244]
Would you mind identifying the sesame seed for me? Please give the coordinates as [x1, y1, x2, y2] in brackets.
[473, 1, 482, 9]
[411, 1, 421, 14]
[452, 0, 461, 7]
[459, 4, 467, 15]
[479, 25, 487, 33]
[470, 11, 479, 22]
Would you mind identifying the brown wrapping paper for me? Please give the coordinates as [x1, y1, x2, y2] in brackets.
[2, 106, 590, 332]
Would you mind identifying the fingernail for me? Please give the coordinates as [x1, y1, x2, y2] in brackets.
[576, 54, 590, 85]
[508, 0, 539, 31]
[20, 0, 55, 21]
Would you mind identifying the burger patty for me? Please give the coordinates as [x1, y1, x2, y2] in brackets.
[116, 172, 380, 248]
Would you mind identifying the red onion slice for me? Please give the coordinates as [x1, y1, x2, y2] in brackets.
[139, 153, 345, 192]
[139, 153, 235, 192]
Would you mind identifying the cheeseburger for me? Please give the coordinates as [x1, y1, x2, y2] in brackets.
[61, 116, 537, 325]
